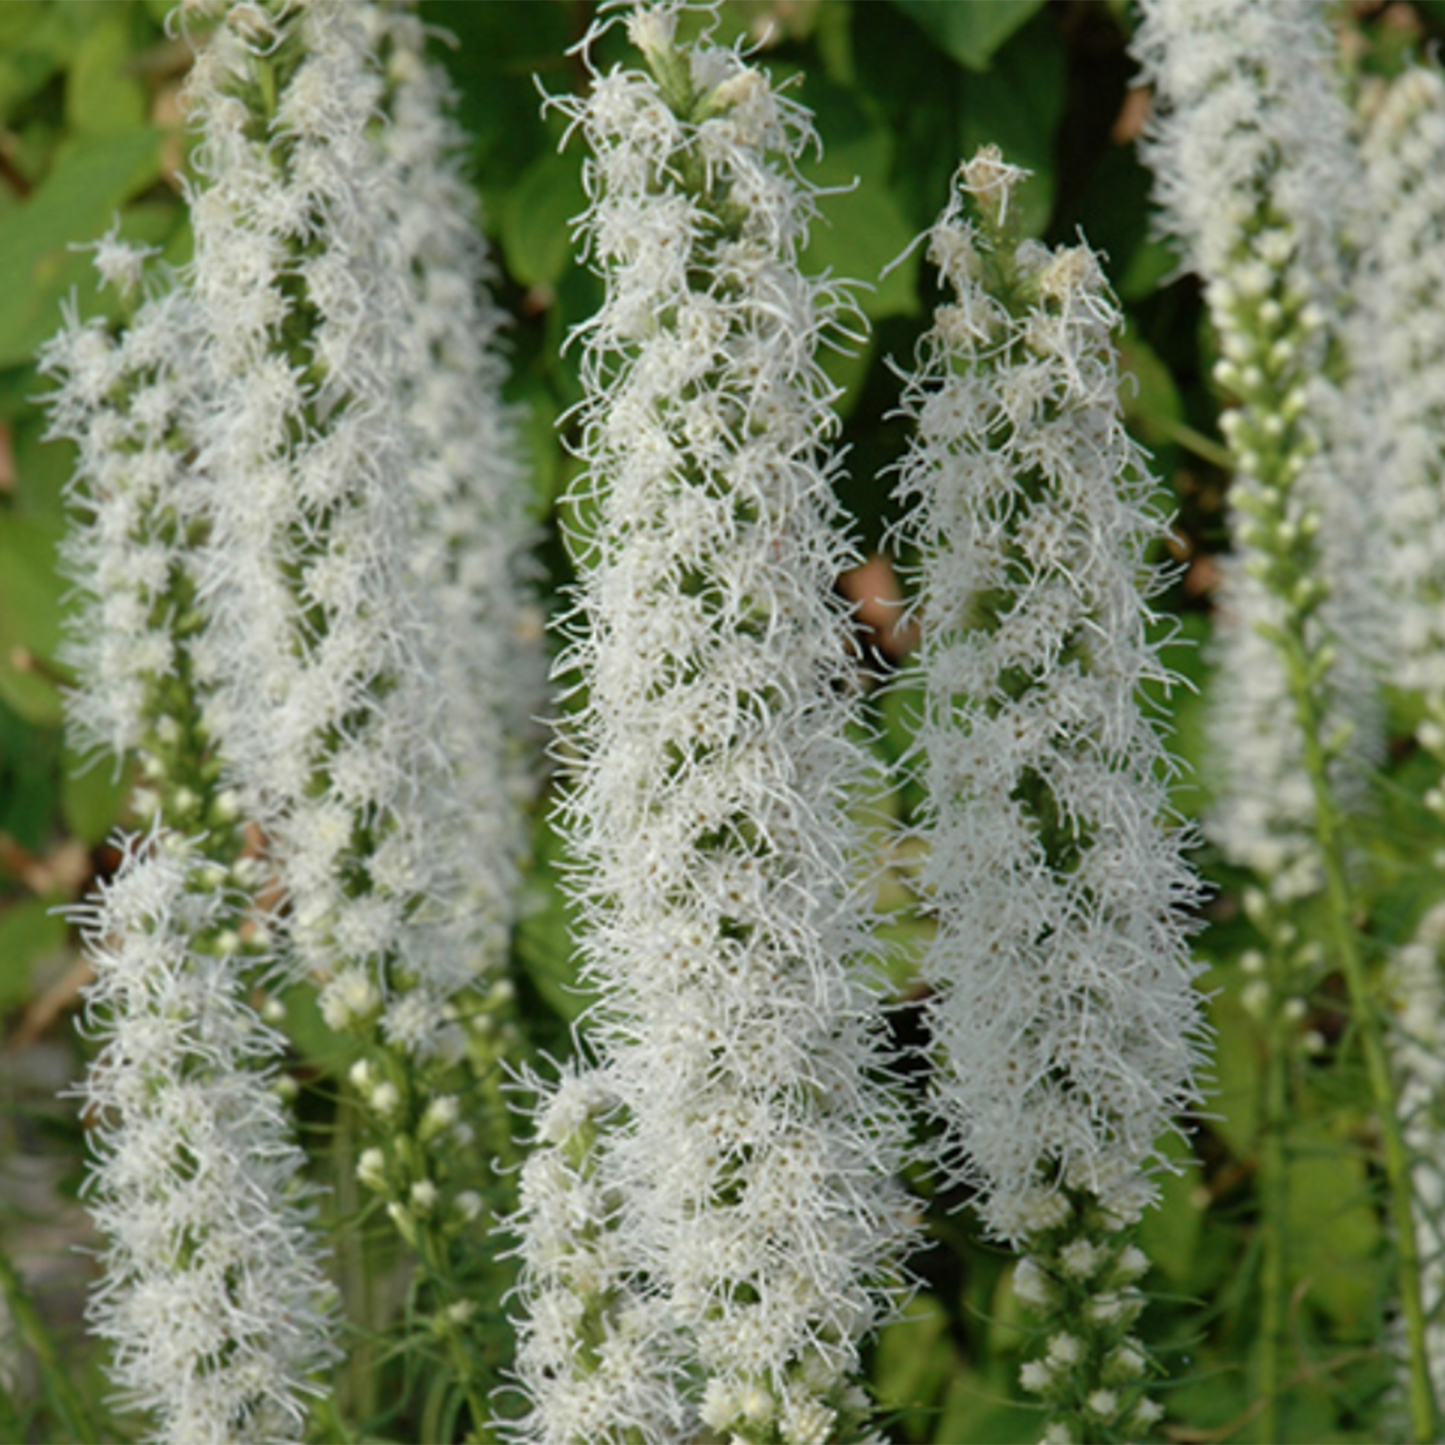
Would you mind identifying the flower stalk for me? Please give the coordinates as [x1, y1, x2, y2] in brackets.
[1135, 2, 1438, 1435]
[889, 148, 1203, 1442]
[516, 6, 913, 1437]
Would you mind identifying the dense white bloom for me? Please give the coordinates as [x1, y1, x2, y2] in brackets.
[366, 3, 546, 979]
[1359, 67, 1445, 714]
[1359, 65, 1445, 1406]
[512, 7, 911, 1437]
[508, 1065, 686, 1444]
[1391, 904, 1445, 1407]
[75, 832, 335, 1444]
[1134, 0, 1384, 899]
[891, 150, 1204, 1242]
[41, 275, 206, 783]
[181, 0, 520, 1042]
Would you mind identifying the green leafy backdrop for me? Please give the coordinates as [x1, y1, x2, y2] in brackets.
[0, 2, 1441, 1441]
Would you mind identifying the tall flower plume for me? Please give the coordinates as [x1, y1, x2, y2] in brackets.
[182, 0, 479, 1043]
[74, 834, 337, 1445]
[1135, 6, 1440, 1434]
[1132, 0, 1384, 901]
[42, 243, 336, 1441]
[45, 0, 544, 1429]
[889, 149, 1202, 1441]
[510, 7, 912, 1439]
[1359, 61, 1445, 1413]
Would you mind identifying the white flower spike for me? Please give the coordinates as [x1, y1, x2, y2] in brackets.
[512, 5, 912, 1438]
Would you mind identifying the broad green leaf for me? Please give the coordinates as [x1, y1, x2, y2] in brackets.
[66, 13, 147, 136]
[933, 1375, 1037, 1445]
[954, 19, 1064, 236]
[1285, 1130, 1380, 1331]
[873, 1295, 958, 1439]
[1119, 322, 1183, 449]
[0, 897, 66, 1012]
[0, 513, 66, 727]
[1137, 1128, 1204, 1287]
[0, 125, 163, 367]
[802, 73, 919, 319]
[890, 0, 1048, 72]
[499, 150, 585, 291]
[277, 979, 360, 1079]
[0, 2, 73, 117]
[61, 745, 129, 848]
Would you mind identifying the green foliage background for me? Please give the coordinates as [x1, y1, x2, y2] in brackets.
[1, 2, 1443, 1441]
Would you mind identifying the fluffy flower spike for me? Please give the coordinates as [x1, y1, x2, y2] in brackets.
[75, 833, 336, 1445]
[891, 149, 1204, 1243]
[890, 146, 1202, 1441]
[1133, 0, 1385, 901]
[511, 5, 912, 1438]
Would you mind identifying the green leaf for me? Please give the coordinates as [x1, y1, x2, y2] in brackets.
[66, 13, 147, 136]
[889, 0, 1048, 71]
[0, 513, 67, 727]
[498, 150, 585, 291]
[0, 125, 163, 367]
[1118, 322, 1183, 450]
[1285, 1129, 1381, 1332]
[0, 896, 66, 1012]
[801, 74, 919, 318]
[873, 1295, 958, 1438]
[61, 745, 128, 848]
[954, 20, 1064, 236]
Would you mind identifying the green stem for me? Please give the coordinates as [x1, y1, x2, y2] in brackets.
[1257, 967, 1291, 1445]
[415, 1228, 492, 1440]
[1283, 636, 1440, 1442]
[0, 1247, 101, 1445]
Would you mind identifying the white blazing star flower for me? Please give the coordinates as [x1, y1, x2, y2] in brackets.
[41, 275, 206, 787]
[181, 0, 499, 1044]
[1133, 0, 1385, 901]
[366, 3, 546, 983]
[891, 148, 1200, 1441]
[75, 832, 336, 1444]
[1359, 67, 1445, 738]
[891, 149, 1204, 1243]
[515, 6, 912, 1438]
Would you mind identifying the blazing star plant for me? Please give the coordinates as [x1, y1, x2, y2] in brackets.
[18, 3, 1445, 1444]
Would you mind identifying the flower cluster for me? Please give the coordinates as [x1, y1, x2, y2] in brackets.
[41, 271, 205, 789]
[891, 148, 1203, 1245]
[1391, 903, 1445, 1408]
[1134, 0, 1384, 901]
[889, 149, 1201, 1440]
[1359, 65, 1445, 1407]
[510, 7, 911, 1439]
[45, 1, 541, 1434]
[367, 2, 546, 984]
[1359, 66, 1445, 779]
[509, 1065, 685, 1442]
[182, 0, 477, 1043]
[1012, 1206, 1160, 1444]
[74, 832, 336, 1445]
